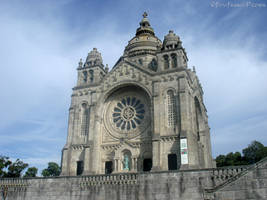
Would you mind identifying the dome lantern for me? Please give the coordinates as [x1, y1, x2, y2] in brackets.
[124, 12, 162, 57]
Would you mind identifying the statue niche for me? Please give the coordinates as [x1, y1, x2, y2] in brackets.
[122, 150, 132, 171]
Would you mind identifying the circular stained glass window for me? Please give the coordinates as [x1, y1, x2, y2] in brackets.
[104, 90, 150, 139]
[112, 97, 145, 131]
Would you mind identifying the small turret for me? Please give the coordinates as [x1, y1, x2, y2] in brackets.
[162, 30, 182, 50]
[105, 64, 109, 73]
[76, 48, 107, 86]
[156, 30, 188, 71]
[78, 58, 83, 68]
[84, 48, 104, 68]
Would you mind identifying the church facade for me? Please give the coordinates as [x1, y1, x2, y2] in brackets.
[61, 13, 214, 176]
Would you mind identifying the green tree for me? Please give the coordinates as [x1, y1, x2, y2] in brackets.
[0, 156, 12, 177]
[242, 141, 267, 164]
[216, 140, 267, 167]
[215, 155, 226, 167]
[225, 152, 236, 166]
[41, 162, 60, 177]
[6, 159, 28, 177]
[24, 167, 38, 178]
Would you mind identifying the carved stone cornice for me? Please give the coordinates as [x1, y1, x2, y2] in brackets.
[160, 135, 179, 142]
[71, 144, 90, 150]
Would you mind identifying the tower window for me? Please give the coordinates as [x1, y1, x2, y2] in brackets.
[163, 55, 169, 69]
[138, 58, 143, 65]
[166, 90, 176, 127]
[89, 70, 94, 82]
[76, 161, 84, 176]
[81, 103, 89, 136]
[83, 71, 87, 83]
[149, 58, 158, 71]
[195, 97, 202, 141]
[171, 54, 177, 68]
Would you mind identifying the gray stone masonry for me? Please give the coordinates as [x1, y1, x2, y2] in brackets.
[1, 158, 267, 200]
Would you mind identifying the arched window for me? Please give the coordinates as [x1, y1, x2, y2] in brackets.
[194, 97, 202, 141]
[163, 55, 169, 69]
[82, 71, 87, 83]
[89, 70, 94, 82]
[100, 72, 104, 80]
[171, 54, 177, 68]
[166, 90, 176, 127]
[149, 58, 158, 72]
[81, 103, 89, 136]
[138, 58, 143, 65]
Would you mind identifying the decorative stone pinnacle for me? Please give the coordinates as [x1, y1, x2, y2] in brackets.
[79, 58, 83, 67]
[143, 12, 148, 18]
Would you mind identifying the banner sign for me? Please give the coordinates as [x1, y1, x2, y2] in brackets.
[180, 138, 188, 164]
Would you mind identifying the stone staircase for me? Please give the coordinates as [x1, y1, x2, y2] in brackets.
[203, 157, 267, 199]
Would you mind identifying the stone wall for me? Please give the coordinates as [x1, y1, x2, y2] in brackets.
[0, 170, 213, 200]
[1, 159, 267, 200]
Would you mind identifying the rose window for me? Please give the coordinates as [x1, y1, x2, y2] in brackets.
[112, 97, 145, 131]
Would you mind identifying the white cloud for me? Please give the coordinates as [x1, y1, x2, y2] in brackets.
[0, 2, 132, 172]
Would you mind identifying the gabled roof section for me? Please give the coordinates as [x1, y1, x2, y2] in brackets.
[111, 57, 154, 76]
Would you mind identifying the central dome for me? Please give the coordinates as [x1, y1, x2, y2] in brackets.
[124, 12, 162, 57]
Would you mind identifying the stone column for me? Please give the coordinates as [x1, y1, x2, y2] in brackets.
[131, 158, 135, 171]
[152, 81, 161, 171]
[83, 146, 90, 175]
[60, 148, 69, 176]
[114, 159, 118, 172]
[178, 77, 198, 169]
[66, 108, 75, 144]
[90, 108, 102, 174]
[152, 138, 160, 171]
[168, 56, 172, 69]
[134, 158, 138, 171]
[118, 159, 121, 172]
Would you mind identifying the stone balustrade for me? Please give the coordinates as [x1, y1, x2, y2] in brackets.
[211, 165, 249, 185]
[0, 178, 29, 192]
[80, 173, 138, 188]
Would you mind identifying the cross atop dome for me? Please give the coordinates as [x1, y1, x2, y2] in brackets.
[143, 12, 148, 18]
[136, 11, 155, 36]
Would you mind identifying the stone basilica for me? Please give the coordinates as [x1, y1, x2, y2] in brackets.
[61, 13, 214, 176]
[2, 13, 267, 200]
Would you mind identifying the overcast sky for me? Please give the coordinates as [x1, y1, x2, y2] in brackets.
[0, 0, 267, 174]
